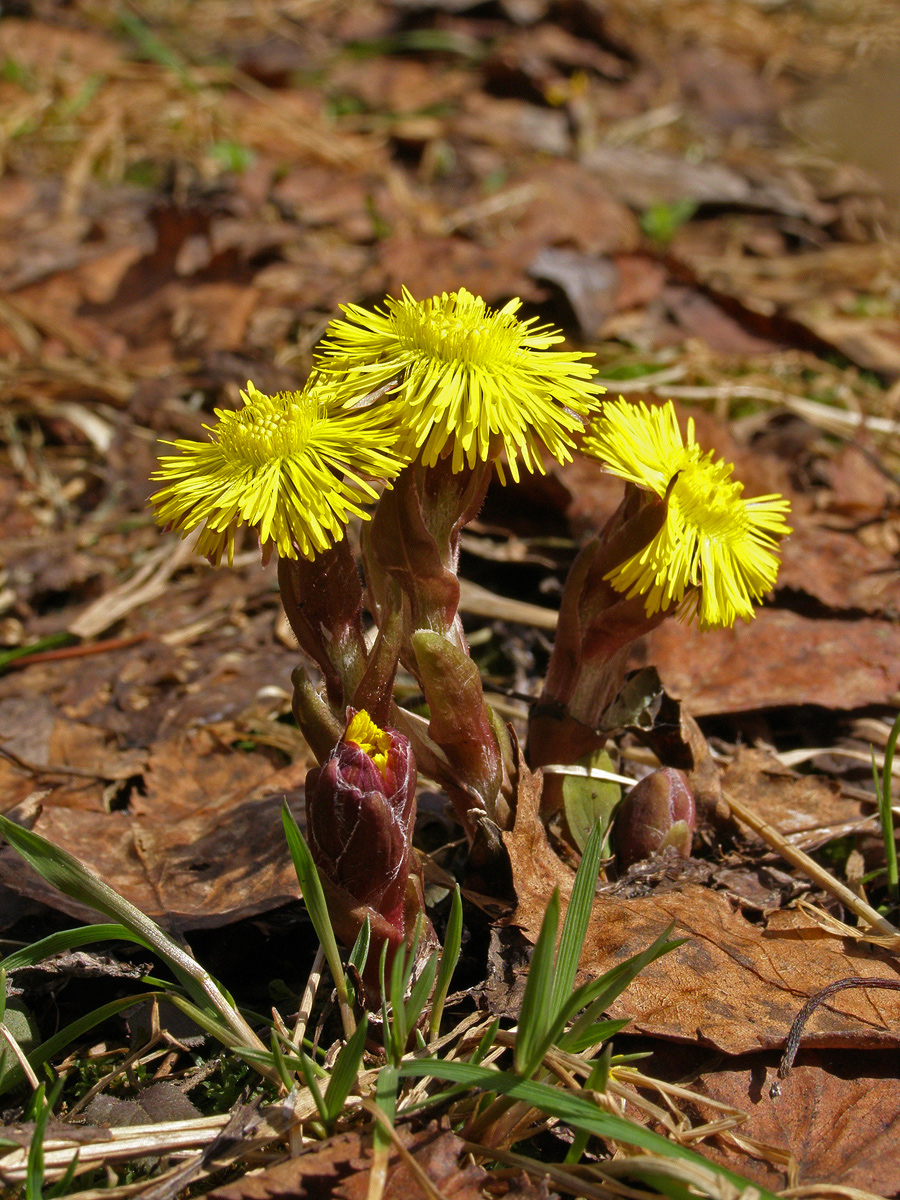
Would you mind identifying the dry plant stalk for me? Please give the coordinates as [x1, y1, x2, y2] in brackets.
[723, 790, 900, 937]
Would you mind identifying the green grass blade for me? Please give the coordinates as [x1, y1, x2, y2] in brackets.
[549, 821, 603, 1020]
[565, 1044, 612, 1164]
[269, 1029, 296, 1092]
[388, 936, 411, 1061]
[323, 1015, 368, 1125]
[45, 1145, 80, 1200]
[398, 1060, 779, 1200]
[429, 884, 462, 1040]
[0, 993, 165, 1096]
[346, 915, 370, 1008]
[2, 924, 134, 973]
[404, 952, 438, 1039]
[298, 1050, 328, 1124]
[401, 916, 424, 995]
[561, 1017, 630, 1056]
[0, 633, 75, 675]
[379, 939, 392, 1049]
[513, 888, 559, 1077]
[0, 815, 263, 1055]
[372, 1063, 399, 1176]
[281, 803, 355, 1038]
[348, 915, 371, 977]
[116, 9, 196, 90]
[473, 1017, 499, 1065]
[26, 1081, 48, 1200]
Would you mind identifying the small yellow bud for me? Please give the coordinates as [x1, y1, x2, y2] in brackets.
[344, 710, 392, 777]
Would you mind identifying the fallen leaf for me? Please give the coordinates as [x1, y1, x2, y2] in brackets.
[514, 160, 641, 256]
[636, 609, 900, 715]
[581, 144, 833, 223]
[778, 518, 900, 615]
[672, 45, 782, 129]
[689, 1050, 900, 1194]
[529, 250, 666, 339]
[529, 249, 619, 339]
[378, 233, 542, 307]
[207, 1122, 496, 1200]
[662, 286, 785, 355]
[788, 310, 900, 379]
[0, 730, 310, 929]
[456, 93, 572, 156]
[720, 747, 866, 838]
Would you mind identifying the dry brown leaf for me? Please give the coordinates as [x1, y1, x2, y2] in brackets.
[581, 144, 833, 222]
[690, 1050, 900, 1194]
[720, 747, 866, 837]
[637, 609, 900, 715]
[207, 1122, 501, 1200]
[0, 728, 309, 928]
[377, 233, 543, 307]
[455, 92, 572, 157]
[778, 518, 900, 615]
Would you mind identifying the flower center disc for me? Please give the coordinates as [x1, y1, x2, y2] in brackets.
[394, 294, 520, 368]
[671, 460, 747, 540]
[218, 397, 313, 468]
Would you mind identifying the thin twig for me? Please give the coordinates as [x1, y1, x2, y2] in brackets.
[772, 978, 900, 1096]
[0, 633, 149, 673]
[722, 790, 900, 937]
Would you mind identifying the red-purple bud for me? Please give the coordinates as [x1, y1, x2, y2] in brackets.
[614, 768, 696, 869]
[306, 710, 416, 935]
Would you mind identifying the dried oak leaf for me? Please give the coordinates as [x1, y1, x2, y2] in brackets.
[207, 1121, 535, 1200]
[0, 731, 309, 929]
[503, 760, 900, 1055]
[689, 1050, 900, 1195]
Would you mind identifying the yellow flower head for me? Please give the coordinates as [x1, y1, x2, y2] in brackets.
[583, 399, 792, 629]
[315, 287, 602, 482]
[345, 709, 391, 777]
[150, 378, 406, 565]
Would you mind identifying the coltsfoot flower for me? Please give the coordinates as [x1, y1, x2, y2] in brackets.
[583, 399, 791, 629]
[315, 287, 602, 481]
[150, 378, 406, 565]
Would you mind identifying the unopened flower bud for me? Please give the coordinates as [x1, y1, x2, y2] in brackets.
[306, 710, 434, 996]
[614, 768, 695, 869]
[306, 710, 415, 934]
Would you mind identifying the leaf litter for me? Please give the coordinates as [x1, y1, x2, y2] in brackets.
[1, 0, 900, 1194]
